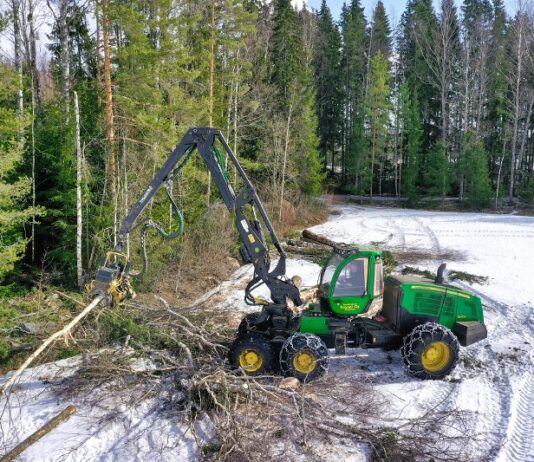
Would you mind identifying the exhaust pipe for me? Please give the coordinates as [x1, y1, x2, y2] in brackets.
[435, 263, 447, 284]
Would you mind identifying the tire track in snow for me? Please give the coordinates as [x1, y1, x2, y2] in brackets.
[417, 381, 458, 414]
[385, 218, 407, 249]
[498, 373, 534, 462]
[470, 372, 512, 460]
[413, 217, 441, 255]
[451, 281, 534, 460]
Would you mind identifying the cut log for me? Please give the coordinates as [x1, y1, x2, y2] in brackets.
[301, 229, 341, 249]
[0, 405, 77, 462]
[0, 295, 104, 397]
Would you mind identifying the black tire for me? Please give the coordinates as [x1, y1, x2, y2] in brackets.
[279, 333, 329, 383]
[400, 322, 460, 380]
[237, 312, 261, 336]
[229, 333, 275, 375]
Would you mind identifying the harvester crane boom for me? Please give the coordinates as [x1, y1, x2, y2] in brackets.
[92, 127, 301, 307]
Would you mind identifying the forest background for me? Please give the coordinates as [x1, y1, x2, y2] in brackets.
[1, 0, 534, 299]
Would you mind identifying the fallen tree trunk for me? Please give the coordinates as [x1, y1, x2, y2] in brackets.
[301, 229, 341, 249]
[0, 295, 104, 397]
[0, 405, 77, 462]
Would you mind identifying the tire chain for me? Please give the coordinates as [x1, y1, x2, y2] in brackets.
[400, 322, 460, 379]
[280, 333, 329, 382]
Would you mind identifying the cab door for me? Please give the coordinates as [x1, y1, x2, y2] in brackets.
[329, 256, 373, 316]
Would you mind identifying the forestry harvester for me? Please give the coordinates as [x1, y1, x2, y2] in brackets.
[90, 128, 487, 382]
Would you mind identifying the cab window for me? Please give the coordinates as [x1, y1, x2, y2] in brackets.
[333, 258, 368, 297]
[373, 259, 384, 296]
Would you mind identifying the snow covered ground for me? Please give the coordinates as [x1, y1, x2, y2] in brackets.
[1, 203, 533, 461]
[0, 354, 215, 461]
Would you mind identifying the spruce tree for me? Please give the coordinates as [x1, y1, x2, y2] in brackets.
[267, 0, 322, 207]
[314, 0, 342, 170]
[340, 1, 367, 187]
[271, 0, 301, 102]
[464, 135, 492, 208]
[425, 141, 449, 200]
[400, 83, 423, 206]
[369, 1, 391, 60]
[398, 0, 440, 155]
[486, 0, 509, 193]
[367, 52, 391, 197]
[0, 67, 42, 279]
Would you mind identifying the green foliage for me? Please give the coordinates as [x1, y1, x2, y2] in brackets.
[32, 101, 76, 279]
[425, 141, 449, 199]
[400, 84, 423, 206]
[518, 172, 534, 205]
[401, 266, 435, 279]
[271, 0, 301, 101]
[0, 340, 9, 362]
[463, 135, 492, 209]
[370, 1, 392, 60]
[341, 1, 367, 187]
[314, 1, 342, 168]
[367, 52, 391, 196]
[265, 0, 323, 199]
[399, 0, 440, 151]
[101, 311, 151, 343]
[100, 310, 180, 351]
[55, 347, 81, 360]
[0, 66, 43, 280]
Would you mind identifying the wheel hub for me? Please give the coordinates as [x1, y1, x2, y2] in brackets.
[421, 341, 450, 372]
[293, 352, 316, 374]
[239, 349, 262, 372]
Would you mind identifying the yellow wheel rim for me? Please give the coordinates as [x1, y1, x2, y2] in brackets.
[421, 341, 451, 372]
[293, 352, 316, 374]
[239, 349, 263, 372]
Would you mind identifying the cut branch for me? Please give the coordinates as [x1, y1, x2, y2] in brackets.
[0, 405, 77, 462]
[0, 296, 104, 397]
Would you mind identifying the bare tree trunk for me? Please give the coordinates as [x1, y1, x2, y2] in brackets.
[474, 39, 490, 140]
[439, 4, 450, 144]
[122, 136, 130, 257]
[28, 0, 41, 105]
[370, 125, 376, 198]
[207, 0, 216, 206]
[11, 0, 24, 125]
[102, 0, 117, 244]
[59, 0, 70, 120]
[509, 16, 525, 203]
[516, 93, 534, 183]
[232, 61, 240, 185]
[279, 102, 293, 222]
[460, 40, 470, 202]
[95, 0, 103, 107]
[495, 137, 507, 208]
[74, 92, 83, 288]
[31, 76, 36, 262]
